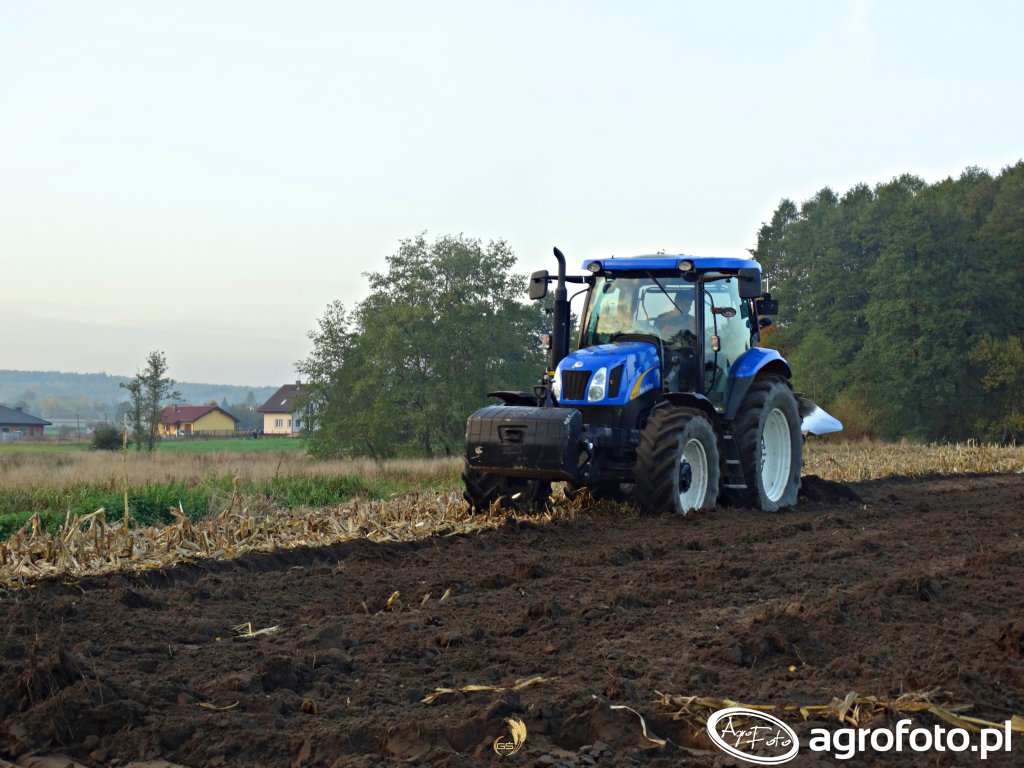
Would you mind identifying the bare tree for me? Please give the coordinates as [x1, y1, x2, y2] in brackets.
[120, 351, 181, 451]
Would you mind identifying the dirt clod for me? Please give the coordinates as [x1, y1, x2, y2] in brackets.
[799, 474, 862, 503]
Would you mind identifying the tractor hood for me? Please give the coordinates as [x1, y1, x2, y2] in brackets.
[553, 342, 661, 406]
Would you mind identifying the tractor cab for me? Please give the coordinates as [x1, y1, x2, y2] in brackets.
[558, 256, 764, 412]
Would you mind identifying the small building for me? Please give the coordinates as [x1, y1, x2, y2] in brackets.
[0, 404, 52, 440]
[257, 383, 304, 435]
[158, 404, 239, 437]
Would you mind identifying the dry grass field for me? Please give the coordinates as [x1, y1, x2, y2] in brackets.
[0, 439, 1019, 494]
[0, 449, 462, 491]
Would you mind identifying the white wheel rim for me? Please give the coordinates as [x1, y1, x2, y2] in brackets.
[679, 437, 708, 512]
[760, 408, 792, 503]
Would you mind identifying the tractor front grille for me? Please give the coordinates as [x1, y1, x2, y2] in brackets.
[561, 370, 591, 401]
[608, 364, 624, 398]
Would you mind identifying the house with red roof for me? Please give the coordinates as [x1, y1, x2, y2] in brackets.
[158, 403, 239, 437]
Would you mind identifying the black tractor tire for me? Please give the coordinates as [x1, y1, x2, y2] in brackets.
[634, 406, 720, 515]
[732, 375, 802, 511]
[462, 461, 551, 513]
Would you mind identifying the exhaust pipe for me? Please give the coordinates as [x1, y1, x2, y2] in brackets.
[551, 247, 569, 369]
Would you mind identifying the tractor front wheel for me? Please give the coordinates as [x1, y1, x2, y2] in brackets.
[732, 375, 802, 511]
[634, 406, 720, 515]
[462, 462, 551, 513]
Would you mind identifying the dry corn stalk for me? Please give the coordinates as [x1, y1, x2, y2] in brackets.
[197, 701, 238, 711]
[421, 675, 554, 704]
[232, 622, 280, 638]
[610, 704, 667, 746]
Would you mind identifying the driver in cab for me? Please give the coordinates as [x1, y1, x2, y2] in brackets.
[655, 292, 698, 351]
[654, 291, 699, 391]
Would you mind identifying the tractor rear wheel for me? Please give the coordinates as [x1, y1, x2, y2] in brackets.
[634, 406, 720, 515]
[462, 461, 551, 513]
[732, 375, 802, 511]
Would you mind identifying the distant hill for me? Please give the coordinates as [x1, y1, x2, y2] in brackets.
[0, 370, 280, 422]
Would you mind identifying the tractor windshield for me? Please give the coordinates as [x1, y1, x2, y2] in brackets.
[581, 276, 698, 351]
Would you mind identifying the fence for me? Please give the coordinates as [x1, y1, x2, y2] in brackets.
[161, 429, 255, 440]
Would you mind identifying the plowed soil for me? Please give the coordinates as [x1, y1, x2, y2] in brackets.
[2, 473, 1023, 767]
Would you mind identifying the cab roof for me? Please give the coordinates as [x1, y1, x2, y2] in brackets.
[582, 254, 761, 273]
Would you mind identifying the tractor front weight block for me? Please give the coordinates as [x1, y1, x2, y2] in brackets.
[465, 405, 582, 481]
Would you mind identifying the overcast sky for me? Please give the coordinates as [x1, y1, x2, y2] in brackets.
[2, 1, 1021, 386]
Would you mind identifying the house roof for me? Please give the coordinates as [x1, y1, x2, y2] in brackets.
[159, 404, 239, 426]
[258, 384, 304, 414]
[0, 404, 52, 426]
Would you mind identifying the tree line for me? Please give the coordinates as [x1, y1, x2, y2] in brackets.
[752, 162, 1024, 443]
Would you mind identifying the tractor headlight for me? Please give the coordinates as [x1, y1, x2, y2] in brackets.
[587, 367, 607, 401]
[677, 259, 694, 272]
[551, 372, 562, 400]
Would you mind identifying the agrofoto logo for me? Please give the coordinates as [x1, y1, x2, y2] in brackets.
[707, 708, 799, 764]
[706, 706, 1016, 763]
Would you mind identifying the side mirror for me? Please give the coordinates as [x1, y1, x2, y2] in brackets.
[738, 268, 762, 299]
[528, 270, 549, 301]
[755, 294, 779, 316]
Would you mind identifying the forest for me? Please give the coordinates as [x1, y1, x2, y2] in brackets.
[752, 162, 1023, 442]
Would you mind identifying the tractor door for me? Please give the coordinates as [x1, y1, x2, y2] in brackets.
[703, 279, 752, 409]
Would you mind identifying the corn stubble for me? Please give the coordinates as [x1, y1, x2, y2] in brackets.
[803, 439, 1023, 482]
[0, 485, 601, 584]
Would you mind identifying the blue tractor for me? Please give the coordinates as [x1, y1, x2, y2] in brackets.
[463, 248, 842, 515]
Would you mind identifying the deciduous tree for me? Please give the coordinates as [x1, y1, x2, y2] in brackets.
[298, 234, 548, 458]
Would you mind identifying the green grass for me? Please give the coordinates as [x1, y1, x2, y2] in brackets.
[156, 437, 305, 453]
[0, 437, 305, 455]
[0, 472, 397, 539]
[0, 442, 460, 541]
